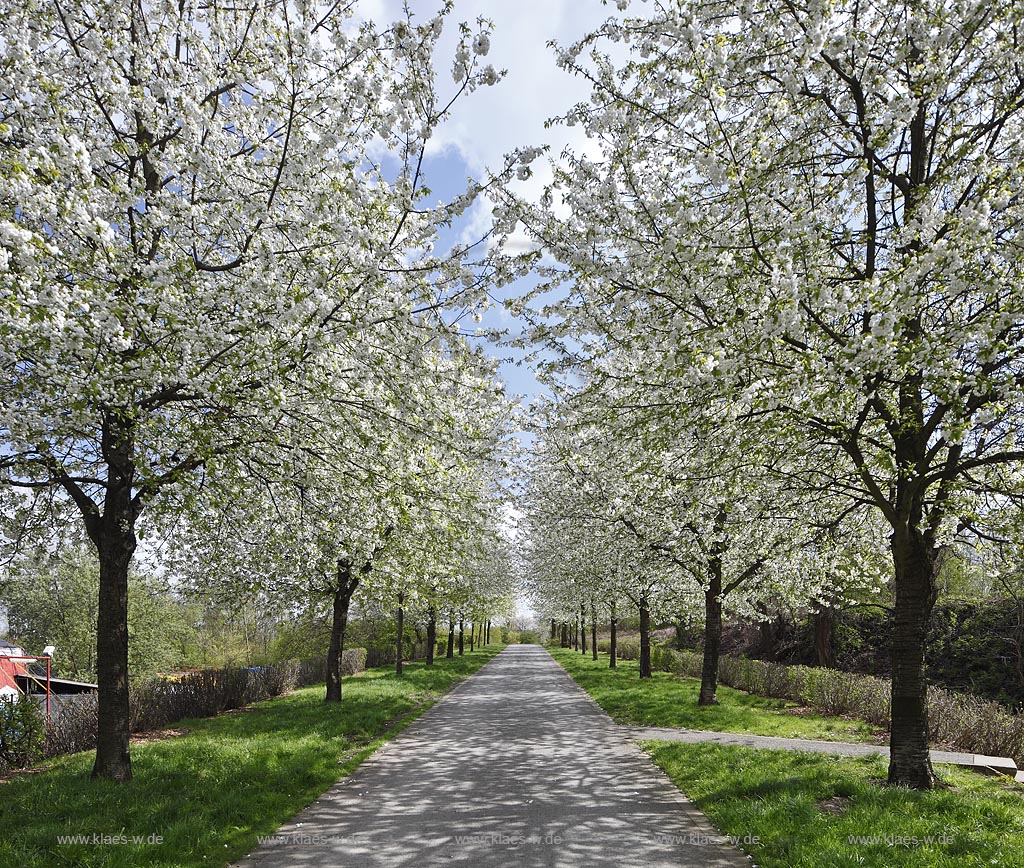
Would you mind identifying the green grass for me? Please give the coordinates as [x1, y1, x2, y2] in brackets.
[0, 647, 501, 868]
[646, 742, 1024, 868]
[549, 646, 879, 742]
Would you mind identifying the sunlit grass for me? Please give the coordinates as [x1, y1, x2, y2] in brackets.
[0, 648, 501, 868]
[646, 741, 1024, 868]
[549, 646, 879, 742]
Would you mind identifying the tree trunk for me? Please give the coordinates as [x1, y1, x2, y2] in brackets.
[639, 603, 652, 679]
[447, 612, 455, 658]
[395, 591, 404, 676]
[458, 616, 464, 656]
[573, 616, 579, 651]
[92, 526, 135, 781]
[326, 559, 356, 702]
[814, 606, 835, 668]
[591, 604, 597, 661]
[888, 526, 940, 788]
[486, 620, 491, 645]
[90, 413, 138, 782]
[580, 605, 587, 655]
[699, 567, 723, 705]
[550, 618, 557, 642]
[758, 614, 774, 658]
[609, 601, 617, 669]
[469, 621, 475, 652]
[560, 622, 569, 647]
[675, 620, 686, 650]
[426, 606, 437, 666]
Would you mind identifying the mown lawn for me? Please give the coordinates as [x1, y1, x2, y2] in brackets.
[549, 646, 879, 742]
[647, 742, 1024, 868]
[0, 648, 501, 868]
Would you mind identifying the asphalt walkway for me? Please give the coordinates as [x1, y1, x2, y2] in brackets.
[235, 644, 750, 868]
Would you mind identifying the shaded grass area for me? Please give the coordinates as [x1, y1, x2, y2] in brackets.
[549, 646, 879, 742]
[0, 648, 501, 868]
[646, 742, 1024, 868]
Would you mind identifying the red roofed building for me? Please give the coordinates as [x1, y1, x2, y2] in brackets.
[0, 639, 97, 701]
[0, 639, 29, 698]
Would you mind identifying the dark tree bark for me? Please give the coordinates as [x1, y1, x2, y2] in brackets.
[888, 526, 940, 788]
[395, 590, 405, 676]
[609, 602, 617, 669]
[325, 559, 357, 702]
[813, 606, 835, 668]
[426, 605, 437, 666]
[757, 606, 777, 659]
[447, 612, 455, 659]
[89, 412, 139, 782]
[326, 527, 391, 702]
[560, 621, 569, 647]
[699, 506, 730, 705]
[469, 621, 475, 652]
[639, 602, 652, 679]
[550, 618, 557, 642]
[580, 604, 587, 655]
[698, 564, 723, 706]
[591, 603, 598, 661]
[486, 620, 491, 645]
[573, 616, 579, 651]
[458, 616, 465, 656]
[883, 333, 941, 789]
[91, 532, 135, 780]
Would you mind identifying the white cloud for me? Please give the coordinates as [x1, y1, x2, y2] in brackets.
[366, 0, 619, 176]
[426, 0, 611, 175]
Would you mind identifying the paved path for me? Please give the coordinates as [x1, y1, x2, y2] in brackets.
[235, 645, 750, 868]
[622, 729, 1019, 778]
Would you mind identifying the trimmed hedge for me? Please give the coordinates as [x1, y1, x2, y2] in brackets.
[0, 649, 367, 771]
[646, 646, 1024, 764]
[599, 636, 640, 660]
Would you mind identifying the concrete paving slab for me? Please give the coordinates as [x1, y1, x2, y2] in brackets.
[234, 645, 752, 868]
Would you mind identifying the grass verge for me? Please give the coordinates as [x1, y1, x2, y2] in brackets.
[0, 647, 501, 868]
[548, 646, 879, 742]
[646, 741, 1024, 868]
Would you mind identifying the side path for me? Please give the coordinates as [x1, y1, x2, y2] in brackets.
[235, 644, 750, 868]
[623, 725, 1021, 780]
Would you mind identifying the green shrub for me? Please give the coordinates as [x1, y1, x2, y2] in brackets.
[0, 697, 46, 770]
[709, 653, 1022, 761]
[35, 652, 369, 764]
[615, 636, 641, 660]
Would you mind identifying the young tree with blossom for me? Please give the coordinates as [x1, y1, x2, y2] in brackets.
[0, 0, 503, 780]
[502, 0, 1024, 788]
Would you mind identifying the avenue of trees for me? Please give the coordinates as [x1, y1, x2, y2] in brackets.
[3, 0, 1023, 799]
[0, 0, 515, 782]
[505, 0, 1024, 790]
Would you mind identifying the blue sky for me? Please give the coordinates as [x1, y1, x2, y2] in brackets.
[362, 1, 626, 407]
